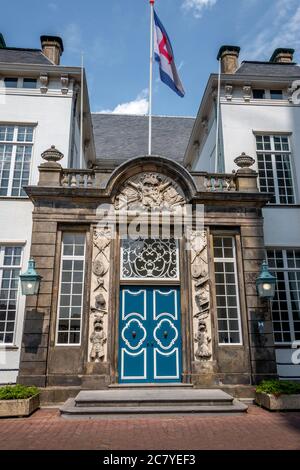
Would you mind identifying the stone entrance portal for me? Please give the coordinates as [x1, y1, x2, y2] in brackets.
[17, 154, 277, 396]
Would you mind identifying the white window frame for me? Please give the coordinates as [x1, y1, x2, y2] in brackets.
[267, 248, 300, 345]
[0, 124, 35, 197]
[256, 134, 296, 205]
[0, 245, 23, 345]
[55, 233, 86, 346]
[213, 236, 243, 346]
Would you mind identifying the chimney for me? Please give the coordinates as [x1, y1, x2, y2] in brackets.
[217, 45, 240, 74]
[0, 33, 6, 49]
[270, 48, 295, 64]
[40, 35, 64, 65]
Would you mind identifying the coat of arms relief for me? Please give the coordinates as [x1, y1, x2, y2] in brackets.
[114, 172, 185, 211]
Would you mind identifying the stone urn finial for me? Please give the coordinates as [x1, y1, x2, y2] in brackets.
[234, 152, 255, 171]
[41, 145, 64, 163]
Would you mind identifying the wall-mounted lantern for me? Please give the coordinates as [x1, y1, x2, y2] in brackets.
[19, 259, 42, 296]
[256, 261, 276, 300]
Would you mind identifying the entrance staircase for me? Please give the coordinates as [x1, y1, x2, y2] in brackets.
[60, 384, 248, 417]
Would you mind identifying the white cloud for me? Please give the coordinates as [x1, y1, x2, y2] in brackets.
[241, 0, 300, 61]
[98, 89, 149, 115]
[182, 0, 217, 18]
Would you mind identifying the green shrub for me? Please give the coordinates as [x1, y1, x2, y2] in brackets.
[0, 384, 39, 400]
[256, 380, 300, 397]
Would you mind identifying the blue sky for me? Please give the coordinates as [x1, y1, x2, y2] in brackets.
[2, 0, 300, 116]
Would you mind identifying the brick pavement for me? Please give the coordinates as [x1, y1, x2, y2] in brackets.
[0, 406, 299, 450]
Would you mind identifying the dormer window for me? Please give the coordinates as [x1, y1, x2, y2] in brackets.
[22, 78, 37, 89]
[270, 89, 283, 100]
[4, 78, 18, 88]
[252, 89, 265, 99]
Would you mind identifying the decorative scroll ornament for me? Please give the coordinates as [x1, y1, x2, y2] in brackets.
[189, 230, 212, 361]
[115, 172, 185, 211]
[121, 238, 179, 280]
[88, 226, 112, 362]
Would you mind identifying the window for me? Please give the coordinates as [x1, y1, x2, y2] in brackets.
[4, 78, 18, 88]
[22, 78, 37, 89]
[267, 249, 300, 344]
[121, 238, 179, 281]
[253, 89, 265, 99]
[56, 233, 86, 345]
[0, 246, 22, 344]
[270, 90, 283, 100]
[256, 135, 295, 204]
[0, 125, 34, 197]
[213, 236, 242, 344]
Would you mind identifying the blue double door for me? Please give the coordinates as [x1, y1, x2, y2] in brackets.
[119, 286, 182, 383]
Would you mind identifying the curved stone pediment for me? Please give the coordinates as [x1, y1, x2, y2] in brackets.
[114, 172, 186, 211]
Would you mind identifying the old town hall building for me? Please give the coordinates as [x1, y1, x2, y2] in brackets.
[0, 33, 299, 409]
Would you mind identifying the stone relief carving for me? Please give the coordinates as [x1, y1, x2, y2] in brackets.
[225, 84, 233, 101]
[40, 73, 49, 93]
[243, 85, 252, 102]
[60, 74, 69, 94]
[88, 226, 111, 362]
[115, 173, 185, 211]
[90, 316, 107, 362]
[194, 322, 211, 361]
[189, 230, 212, 361]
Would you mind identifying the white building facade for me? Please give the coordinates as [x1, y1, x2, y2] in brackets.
[185, 46, 300, 380]
[0, 34, 94, 384]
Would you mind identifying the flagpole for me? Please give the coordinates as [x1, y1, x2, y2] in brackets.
[215, 57, 221, 173]
[80, 52, 84, 168]
[148, 0, 155, 156]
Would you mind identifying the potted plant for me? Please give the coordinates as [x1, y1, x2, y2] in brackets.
[0, 384, 40, 418]
[255, 379, 300, 411]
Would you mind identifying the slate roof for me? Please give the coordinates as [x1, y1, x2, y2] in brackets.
[0, 48, 53, 65]
[236, 61, 300, 78]
[92, 114, 195, 167]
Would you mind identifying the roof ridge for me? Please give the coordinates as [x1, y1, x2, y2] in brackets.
[240, 60, 298, 66]
[92, 113, 195, 119]
[0, 47, 43, 53]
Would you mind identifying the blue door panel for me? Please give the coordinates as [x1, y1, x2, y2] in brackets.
[119, 286, 182, 383]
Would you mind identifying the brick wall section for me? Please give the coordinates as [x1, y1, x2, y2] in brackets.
[18, 220, 58, 387]
[240, 223, 277, 384]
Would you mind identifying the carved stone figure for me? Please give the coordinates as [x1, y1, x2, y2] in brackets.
[194, 322, 212, 361]
[115, 173, 185, 211]
[90, 317, 107, 362]
[189, 229, 212, 361]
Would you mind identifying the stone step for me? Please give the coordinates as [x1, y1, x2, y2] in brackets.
[109, 383, 194, 389]
[74, 388, 234, 408]
[60, 388, 248, 416]
[60, 398, 248, 418]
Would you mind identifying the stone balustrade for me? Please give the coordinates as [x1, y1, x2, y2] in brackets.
[37, 146, 259, 194]
[204, 173, 237, 192]
[61, 169, 95, 188]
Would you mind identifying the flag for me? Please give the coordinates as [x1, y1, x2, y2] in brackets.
[153, 10, 185, 98]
